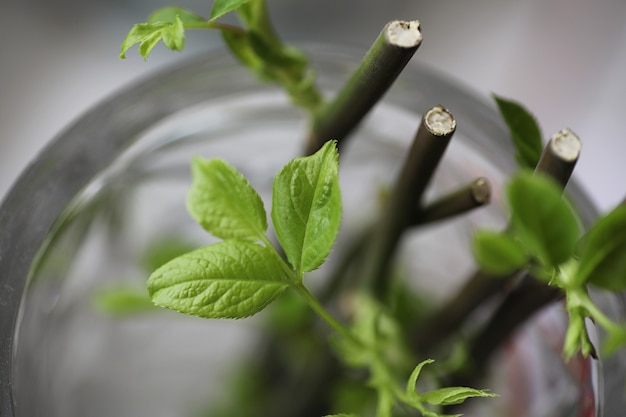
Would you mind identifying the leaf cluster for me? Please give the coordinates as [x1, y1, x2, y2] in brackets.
[148, 140, 341, 319]
[120, 0, 323, 112]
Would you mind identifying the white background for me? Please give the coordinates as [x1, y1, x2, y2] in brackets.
[2, 0, 625, 212]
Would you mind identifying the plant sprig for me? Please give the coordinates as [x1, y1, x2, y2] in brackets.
[120, 1, 324, 112]
[146, 140, 494, 416]
[148, 140, 341, 320]
[473, 170, 626, 359]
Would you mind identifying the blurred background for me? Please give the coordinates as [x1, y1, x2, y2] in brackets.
[1, 0, 625, 212]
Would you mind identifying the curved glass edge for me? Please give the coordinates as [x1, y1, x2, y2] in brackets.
[0, 45, 600, 416]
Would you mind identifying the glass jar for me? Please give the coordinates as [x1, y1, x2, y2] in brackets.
[0, 46, 619, 417]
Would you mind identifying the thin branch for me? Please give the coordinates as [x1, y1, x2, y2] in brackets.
[362, 106, 456, 298]
[411, 177, 491, 226]
[442, 277, 564, 390]
[414, 269, 522, 355]
[305, 20, 422, 154]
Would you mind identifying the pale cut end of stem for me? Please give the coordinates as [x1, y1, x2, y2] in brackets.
[535, 127, 581, 188]
[385, 20, 422, 48]
[424, 106, 456, 136]
[471, 177, 492, 204]
[550, 128, 581, 162]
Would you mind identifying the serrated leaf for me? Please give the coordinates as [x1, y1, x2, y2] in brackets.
[272, 141, 341, 275]
[473, 230, 528, 275]
[575, 205, 626, 290]
[120, 7, 206, 59]
[187, 157, 267, 242]
[421, 386, 497, 406]
[493, 94, 543, 169]
[210, 0, 254, 21]
[147, 240, 289, 319]
[507, 172, 580, 266]
[120, 23, 167, 59]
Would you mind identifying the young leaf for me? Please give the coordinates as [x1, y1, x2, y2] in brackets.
[493, 94, 543, 169]
[563, 300, 598, 359]
[420, 387, 497, 406]
[187, 157, 267, 242]
[120, 23, 172, 59]
[507, 172, 580, 266]
[473, 230, 527, 275]
[211, 0, 254, 21]
[272, 141, 341, 275]
[147, 240, 289, 319]
[575, 205, 626, 290]
[120, 7, 207, 59]
[405, 359, 435, 399]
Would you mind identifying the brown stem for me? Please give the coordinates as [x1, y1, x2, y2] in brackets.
[416, 129, 581, 354]
[415, 269, 522, 355]
[443, 277, 564, 389]
[305, 20, 422, 154]
[361, 106, 456, 298]
[411, 177, 491, 226]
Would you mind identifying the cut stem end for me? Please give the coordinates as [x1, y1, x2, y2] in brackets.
[424, 106, 456, 136]
[385, 20, 423, 48]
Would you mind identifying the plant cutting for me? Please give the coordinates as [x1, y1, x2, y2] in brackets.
[1, 1, 624, 417]
[111, 0, 626, 416]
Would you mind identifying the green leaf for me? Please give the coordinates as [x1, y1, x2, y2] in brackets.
[507, 172, 580, 266]
[575, 205, 626, 290]
[94, 287, 156, 316]
[120, 7, 206, 59]
[405, 359, 434, 399]
[147, 240, 289, 319]
[272, 140, 341, 275]
[187, 157, 268, 242]
[160, 16, 185, 51]
[473, 230, 528, 275]
[493, 94, 543, 169]
[120, 23, 167, 59]
[210, 0, 254, 21]
[421, 387, 497, 406]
